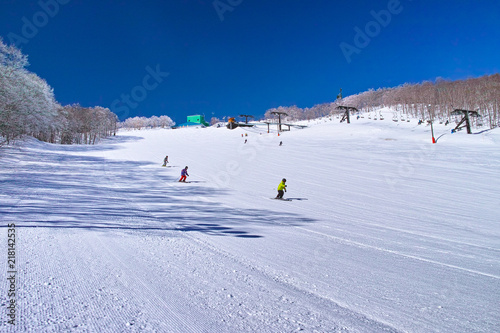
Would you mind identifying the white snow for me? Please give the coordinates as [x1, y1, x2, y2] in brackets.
[1, 112, 499, 332]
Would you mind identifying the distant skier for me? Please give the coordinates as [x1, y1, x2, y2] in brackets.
[279, 141, 283, 146]
[162, 155, 169, 167]
[276, 178, 287, 199]
[179, 166, 189, 182]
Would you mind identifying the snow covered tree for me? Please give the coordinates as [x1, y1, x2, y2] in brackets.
[119, 115, 174, 130]
[1, 38, 116, 145]
[0, 44, 58, 144]
[0, 37, 28, 70]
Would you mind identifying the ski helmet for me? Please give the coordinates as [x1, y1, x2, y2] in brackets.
[282, 178, 286, 182]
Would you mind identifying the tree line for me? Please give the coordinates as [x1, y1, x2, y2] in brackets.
[0, 38, 117, 146]
[119, 115, 175, 130]
[264, 75, 500, 129]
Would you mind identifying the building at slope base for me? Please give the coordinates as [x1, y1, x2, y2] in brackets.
[174, 115, 210, 128]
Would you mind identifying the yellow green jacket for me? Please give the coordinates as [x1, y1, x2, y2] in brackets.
[277, 181, 286, 191]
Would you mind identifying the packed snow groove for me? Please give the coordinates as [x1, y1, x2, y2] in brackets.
[1, 111, 499, 332]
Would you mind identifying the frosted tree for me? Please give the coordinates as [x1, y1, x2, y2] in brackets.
[158, 115, 175, 128]
[1, 38, 117, 145]
[119, 115, 174, 130]
[0, 37, 28, 69]
[0, 51, 58, 143]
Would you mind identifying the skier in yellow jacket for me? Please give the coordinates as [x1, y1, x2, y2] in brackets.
[276, 178, 287, 199]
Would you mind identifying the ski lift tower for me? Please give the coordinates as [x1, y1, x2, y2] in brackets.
[271, 111, 288, 132]
[451, 109, 481, 134]
[336, 106, 358, 124]
[239, 114, 254, 124]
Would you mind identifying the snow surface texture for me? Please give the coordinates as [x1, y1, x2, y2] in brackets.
[1, 111, 499, 332]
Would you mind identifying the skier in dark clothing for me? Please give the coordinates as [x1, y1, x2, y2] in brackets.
[162, 155, 169, 166]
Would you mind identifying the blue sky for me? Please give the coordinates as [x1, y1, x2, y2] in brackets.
[1, 0, 499, 123]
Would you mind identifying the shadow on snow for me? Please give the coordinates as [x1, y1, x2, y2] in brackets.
[0, 136, 316, 239]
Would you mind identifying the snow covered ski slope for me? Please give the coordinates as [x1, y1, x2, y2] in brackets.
[1, 114, 499, 332]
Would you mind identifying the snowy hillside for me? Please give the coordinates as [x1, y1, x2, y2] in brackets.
[1, 111, 499, 332]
